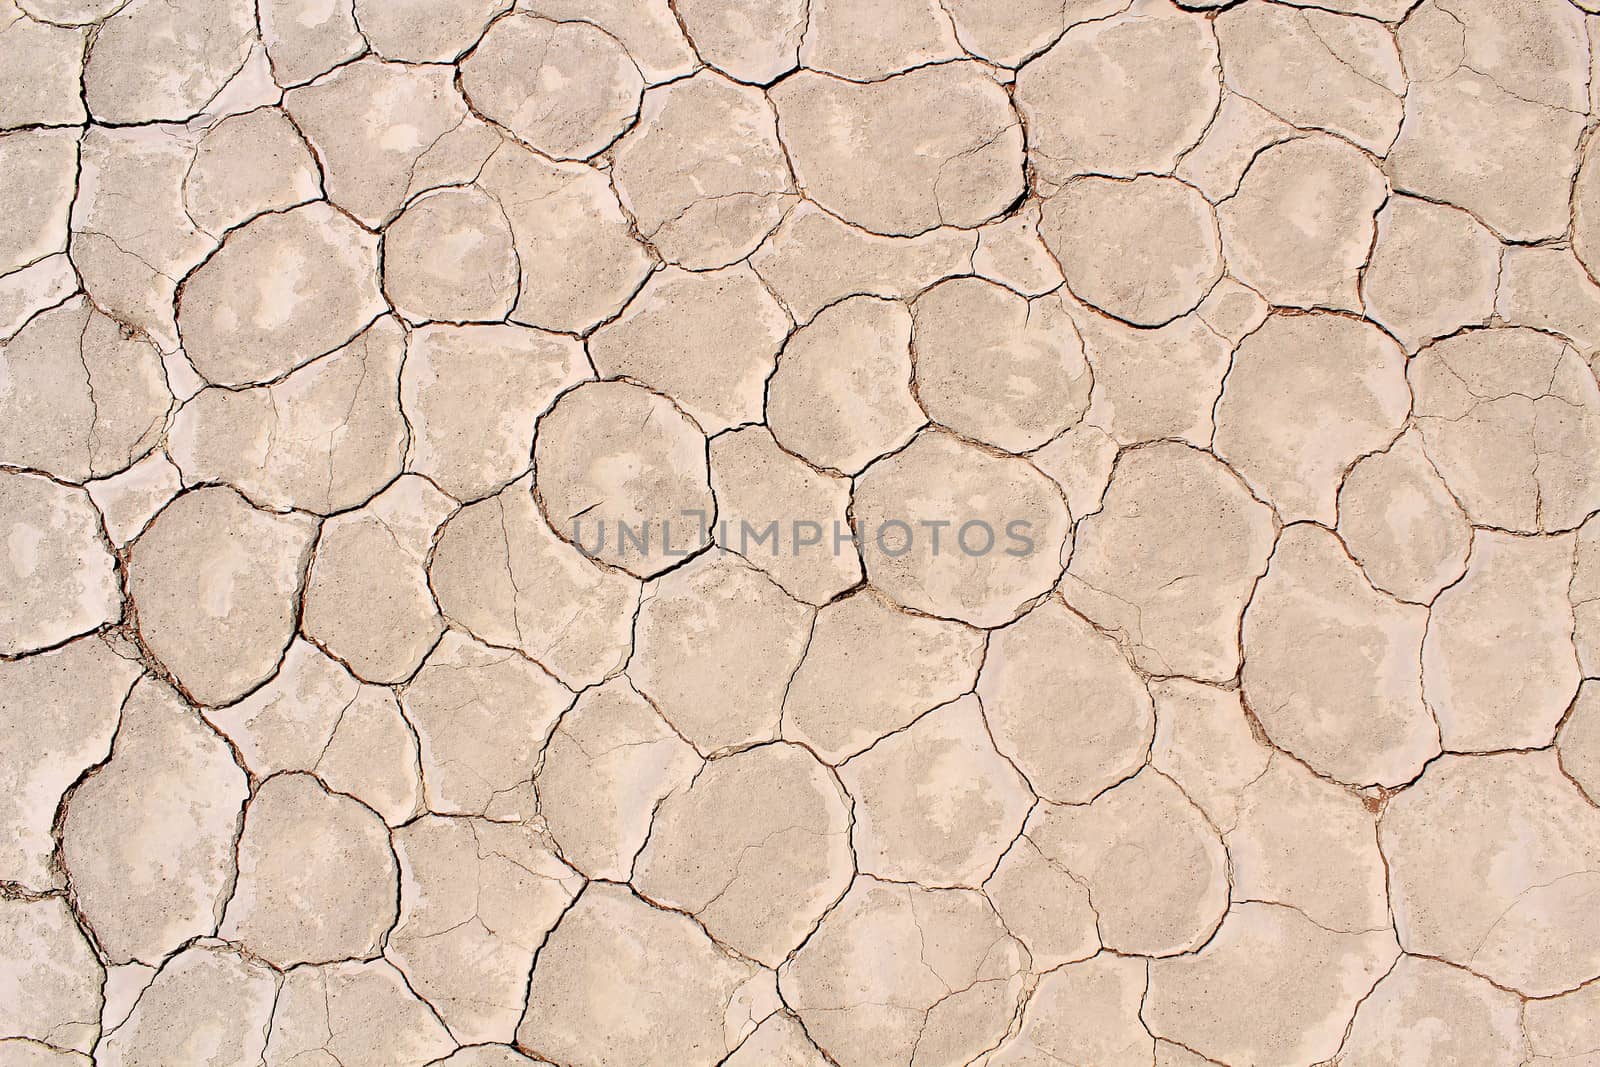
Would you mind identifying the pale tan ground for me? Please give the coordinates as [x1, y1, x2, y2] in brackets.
[2, 0, 1599, 1064]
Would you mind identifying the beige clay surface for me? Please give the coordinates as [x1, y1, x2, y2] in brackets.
[3, 0, 1600, 1063]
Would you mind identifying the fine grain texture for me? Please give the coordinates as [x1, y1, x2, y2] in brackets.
[3, 0, 1599, 1063]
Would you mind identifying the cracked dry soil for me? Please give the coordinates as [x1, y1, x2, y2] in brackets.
[4, 0, 1600, 1064]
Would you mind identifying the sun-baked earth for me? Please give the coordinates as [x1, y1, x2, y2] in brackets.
[2, 0, 1599, 1064]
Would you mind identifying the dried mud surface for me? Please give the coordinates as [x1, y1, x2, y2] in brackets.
[4, 0, 1600, 1064]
